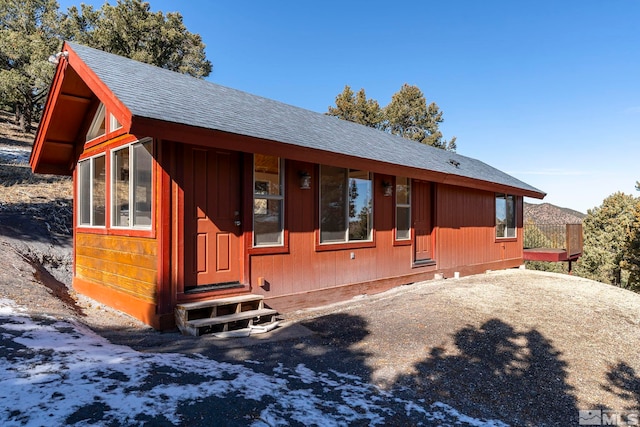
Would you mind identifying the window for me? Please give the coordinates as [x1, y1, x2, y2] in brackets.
[112, 140, 153, 228]
[320, 165, 372, 243]
[396, 177, 411, 240]
[78, 154, 106, 227]
[496, 193, 516, 238]
[253, 154, 284, 246]
[86, 103, 106, 141]
[109, 113, 122, 132]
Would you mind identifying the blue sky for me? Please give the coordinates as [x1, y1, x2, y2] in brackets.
[57, 0, 640, 213]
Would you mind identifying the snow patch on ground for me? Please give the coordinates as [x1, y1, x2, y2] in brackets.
[0, 299, 508, 426]
[0, 147, 30, 164]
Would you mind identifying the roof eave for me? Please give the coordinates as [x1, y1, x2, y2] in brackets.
[130, 115, 546, 198]
[30, 50, 69, 174]
[30, 42, 134, 176]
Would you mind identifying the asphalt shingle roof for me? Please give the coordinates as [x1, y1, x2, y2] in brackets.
[68, 42, 544, 197]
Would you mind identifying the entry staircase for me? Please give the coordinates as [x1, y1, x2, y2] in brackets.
[175, 294, 278, 337]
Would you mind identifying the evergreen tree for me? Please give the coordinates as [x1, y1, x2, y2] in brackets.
[327, 85, 383, 128]
[327, 83, 456, 151]
[0, 0, 63, 132]
[0, 0, 212, 132]
[574, 192, 638, 286]
[383, 83, 456, 151]
[348, 178, 358, 218]
[61, 0, 211, 78]
[621, 188, 640, 292]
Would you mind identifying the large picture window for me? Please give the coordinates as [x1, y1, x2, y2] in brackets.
[112, 139, 153, 228]
[396, 177, 411, 240]
[78, 154, 106, 227]
[320, 165, 372, 244]
[496, 193, 516, 238]
[253, 154, 284, 246]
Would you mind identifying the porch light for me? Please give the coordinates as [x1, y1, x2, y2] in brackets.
[47, 51, 68, 65]
[299, 171, 311, 189]
[382, 181, 393, 197]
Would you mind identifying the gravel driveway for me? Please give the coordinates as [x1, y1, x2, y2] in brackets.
[288, 269, 640, 425]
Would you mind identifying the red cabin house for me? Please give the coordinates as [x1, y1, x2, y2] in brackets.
[31, 42, 545, 331]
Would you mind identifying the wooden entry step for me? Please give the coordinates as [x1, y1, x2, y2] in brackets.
[175, 294, 278, 337]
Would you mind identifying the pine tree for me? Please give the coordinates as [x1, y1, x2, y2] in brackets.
[327, 85, 382, 128]
[327, 83, 456, 151]
[574, 192, 639, 286]
[0, 0, 63, 132]
[0, 0, 212, 132]
[61, 0, 211, 78]
[383, 84, 456, 151]
[621, 191, 640, 292]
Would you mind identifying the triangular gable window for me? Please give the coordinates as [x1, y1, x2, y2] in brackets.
[109, 113, 122, 132]
[86, 103, 106, 142]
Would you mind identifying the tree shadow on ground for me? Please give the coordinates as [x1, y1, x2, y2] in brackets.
[0, 203, 72, 244]
[394, 318, 578, 426]
[298, 312, 373, 376]
[90, 313, 382, 425]
[71, 310, 583, 425]
[215, 314, 579, 425]
[602, 362, 640, 410]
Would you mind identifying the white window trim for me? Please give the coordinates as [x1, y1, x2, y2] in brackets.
[77, 153, 106, 228]
[253, 156, 285, 247]
[319, 166, 374, 244]
[109, 113, 122, 133]
[396, 177, 411, 241]
[496, 193, 517, 239]
[86, 103, 106, 142]
[110, 138, 153, 230]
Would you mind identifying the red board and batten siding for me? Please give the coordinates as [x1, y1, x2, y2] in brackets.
[70, 137, 525, 326]
[253, 174, 525, 311]
[32, 43, 539, 331]
[435, 184, 524, 273]
[251, 160, 434, 311]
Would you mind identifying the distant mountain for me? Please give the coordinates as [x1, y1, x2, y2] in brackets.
[524, 202, 585, 225]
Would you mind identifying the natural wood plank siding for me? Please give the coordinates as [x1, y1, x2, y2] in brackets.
[75, 265, 156, 301]
[75, 245, 156, 270]
[76, 233, 158, 303]
[75, 255, 156, 283]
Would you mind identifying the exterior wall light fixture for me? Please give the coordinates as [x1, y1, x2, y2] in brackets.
[47, 51, 69, 65]
[299, 171, 311, 189]
[382, 181, 393, 197]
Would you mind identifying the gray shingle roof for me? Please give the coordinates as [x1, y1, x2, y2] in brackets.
[68, 42, 544, 197]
